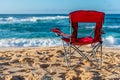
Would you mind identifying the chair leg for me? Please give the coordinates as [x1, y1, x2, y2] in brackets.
[62, 41, 71, 68]
[62, 41, 103, 69]
[100, 42, 103, 69]
[71, 42, 103, 69]
[71, 45, 90, 61]
[92, 42, 103, 69]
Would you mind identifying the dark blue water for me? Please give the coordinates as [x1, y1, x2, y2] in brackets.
[0, 14, 120, 47]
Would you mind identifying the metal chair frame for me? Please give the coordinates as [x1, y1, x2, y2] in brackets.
[61, 35, 103, 69]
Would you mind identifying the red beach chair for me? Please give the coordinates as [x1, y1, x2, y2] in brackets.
[52, 10, 105, 68]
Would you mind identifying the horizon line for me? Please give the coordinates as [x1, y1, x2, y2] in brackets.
[0, 13, 119, 15]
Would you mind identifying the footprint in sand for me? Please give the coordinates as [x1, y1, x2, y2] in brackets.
[0, 62, 10, 66]
[20, 57, 35, 67]
[11, 76, 25, 80]
[91, 71, 102, 80]
[51, 63, 61, 66]
[41, 74, 53, 80]
[0, 76, 4, 80]
[36, 51, 42, 55]
[58, 73, 66, 80]
[11, 59, 20, 64]
[22, 58, 34, 62]
[18, 69, 31, 73]
[40, 64, 49, 68]
[56, 50, 64, 57]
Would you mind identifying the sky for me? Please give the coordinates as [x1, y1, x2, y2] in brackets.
[0, 0, 120, 14]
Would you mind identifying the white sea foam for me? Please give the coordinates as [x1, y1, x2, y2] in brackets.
[104, 26, 120, 28]
[6, 17, 15, 21]
[0, 37, 119, 48]
[105, 36, 115, 44]
[20, 16, 68, 22]
[103, 36, 118, 47]
[0, 16, 69, 24]
[0, 38, 63, 47]
[85, 26, 95, 29]
[85, 25, 120, 29]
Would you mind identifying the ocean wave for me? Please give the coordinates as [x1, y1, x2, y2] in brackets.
[0, 37, 120, 48]
[20, 16, 68, 22]
[103, 36, 115, 45]
[85, 25, 120, 29]
[103, 26, 120, 28]
[0, 16, 69, 24]
[103, 36, 120, 47]
[81, 26, 120, 29]
[0, 38, 63, 47]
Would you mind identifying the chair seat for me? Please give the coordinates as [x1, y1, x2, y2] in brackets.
[62, 36, 94, 45]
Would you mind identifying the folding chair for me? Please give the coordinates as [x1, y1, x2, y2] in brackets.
[52, 10, 105, 69]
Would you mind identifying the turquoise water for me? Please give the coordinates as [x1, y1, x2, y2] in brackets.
[0, 14, 120, 47]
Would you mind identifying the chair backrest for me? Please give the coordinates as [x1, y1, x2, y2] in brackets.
[69, 10, 105, 42]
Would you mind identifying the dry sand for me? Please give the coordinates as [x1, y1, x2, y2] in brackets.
[0, 46, 120, 80]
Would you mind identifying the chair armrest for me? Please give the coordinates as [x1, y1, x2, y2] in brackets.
[51, 28, 70, 37]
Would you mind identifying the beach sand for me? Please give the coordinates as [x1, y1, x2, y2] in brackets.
[0, 46, 120, 80]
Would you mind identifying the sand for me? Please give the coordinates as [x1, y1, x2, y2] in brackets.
[0, 46, 120, 80]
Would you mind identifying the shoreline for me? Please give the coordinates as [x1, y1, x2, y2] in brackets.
[0, 45, 120, 50]
[0, 46, 120, 80]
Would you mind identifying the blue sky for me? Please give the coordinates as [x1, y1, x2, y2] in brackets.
[0, 0, 120, 14]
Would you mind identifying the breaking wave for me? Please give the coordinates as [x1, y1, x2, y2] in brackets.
[0, 36, 119, 48]
[103, 36, 120, 47]
[0, 16, 69, 24]
[0, 38, 62, 47]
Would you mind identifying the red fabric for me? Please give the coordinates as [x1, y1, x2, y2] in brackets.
[62, 36, 93, 45]
[51, 28, 70, 37]
[69, 10, 105, 44]
[51, 28, 61, 34]
[51, 10, 105, 45]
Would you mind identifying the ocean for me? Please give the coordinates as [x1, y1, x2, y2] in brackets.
[0, 14, 120, 48]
